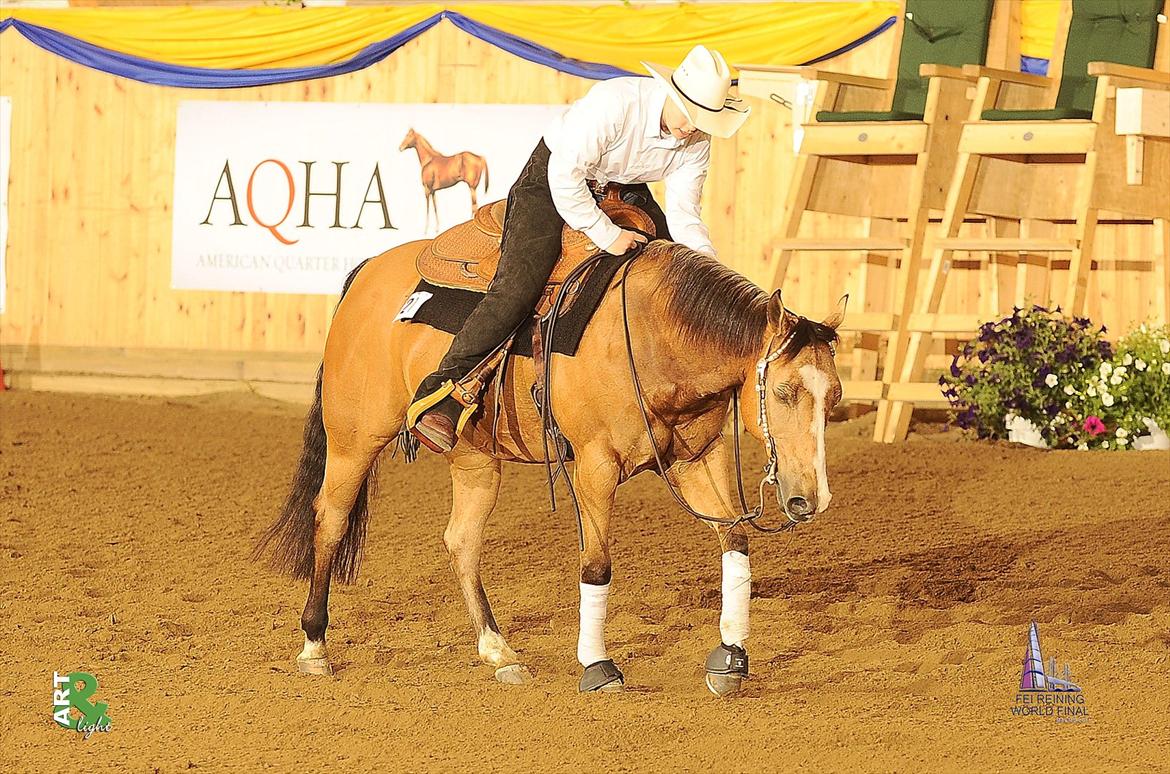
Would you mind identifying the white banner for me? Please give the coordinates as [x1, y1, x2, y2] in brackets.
[171, 101, 563, 295]
[0, 97, 11, 314]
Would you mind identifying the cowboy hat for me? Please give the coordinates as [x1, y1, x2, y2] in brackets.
[642, 45, 750, 139]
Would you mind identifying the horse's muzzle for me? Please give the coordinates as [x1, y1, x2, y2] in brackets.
[785, 496, 815, 522]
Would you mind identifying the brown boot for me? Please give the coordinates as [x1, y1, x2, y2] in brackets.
[409, 396, 463, 453]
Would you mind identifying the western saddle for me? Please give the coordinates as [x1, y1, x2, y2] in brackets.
[415, 187, 656, 315]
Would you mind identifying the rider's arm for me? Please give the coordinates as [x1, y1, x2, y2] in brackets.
[545, 87, 625, 253]
[663, 137, 716, 258]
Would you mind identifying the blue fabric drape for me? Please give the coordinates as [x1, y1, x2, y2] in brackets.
[0, 12, 632, 87]
[1021, 55, 1050, 75]
[1, 12, 896, 88]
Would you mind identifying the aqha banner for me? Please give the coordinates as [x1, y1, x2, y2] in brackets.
[172, 101, 563, 294]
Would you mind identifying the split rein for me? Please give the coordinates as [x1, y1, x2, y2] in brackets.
[616, 252, 800, 534]
[535, 240, 812, 540]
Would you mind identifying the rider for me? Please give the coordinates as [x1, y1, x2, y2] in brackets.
[407, 45, 750, 453]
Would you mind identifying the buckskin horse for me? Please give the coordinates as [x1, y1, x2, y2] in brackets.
[399, 128, 490, 233]
[256, 219, 845, 696]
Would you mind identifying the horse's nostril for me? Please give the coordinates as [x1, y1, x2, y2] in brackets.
[786, 497, 812, 518]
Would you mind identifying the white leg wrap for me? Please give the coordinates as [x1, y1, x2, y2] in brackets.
[577, 581, 610, 667]
[720, 551, 751, 647]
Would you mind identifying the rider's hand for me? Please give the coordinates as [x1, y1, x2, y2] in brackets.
[606, 229, 649, 255]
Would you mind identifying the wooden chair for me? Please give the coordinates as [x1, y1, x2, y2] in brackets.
[736, 0, 1011, 439]
[878, 0, 1170, 443]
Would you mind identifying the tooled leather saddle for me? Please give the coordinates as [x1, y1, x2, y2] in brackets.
[415, 187, 656, 315]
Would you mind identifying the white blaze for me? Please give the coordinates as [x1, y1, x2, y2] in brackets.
[799, 364, 832, 512]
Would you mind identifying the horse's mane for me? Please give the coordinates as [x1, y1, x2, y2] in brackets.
[652, 241, 838, 359]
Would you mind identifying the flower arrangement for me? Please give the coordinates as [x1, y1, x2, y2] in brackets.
[940, 306, 1170, 450]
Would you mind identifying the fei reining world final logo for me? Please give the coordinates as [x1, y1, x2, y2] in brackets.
[1011, 622, 1090, 723]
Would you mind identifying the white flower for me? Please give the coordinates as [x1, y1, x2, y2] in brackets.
[1088, 386, 1097, 397]
[1100, 362, 1113, 377]
[1045, 373, 1059, 388]
[1163, 362, 1170, 375]
[1077, 443, 1089, 451]
[1064, 385, 1075, 395]
[1136, 359, 1147, 371]
[1065, 401, 1073, 409]
[1140, 324, 1148, 333]
[1114, 366, 1127, 377]
[1116, 436, 1128, 447]
[1161, 340, 1170, 354]
[1116, 427, 1128, 438]
[1110, 374, 1123, 386]
[1102, 393, 1115, 407]
[1101, 440, 1110, 449]
[1123, 354, 1133, 365]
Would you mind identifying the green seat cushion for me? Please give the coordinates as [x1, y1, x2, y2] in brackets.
[816, 110, 924, 122]
[980, 107, 1094, 121]
[889, 0, 995, 117]
[1054, 0, 1161, 114]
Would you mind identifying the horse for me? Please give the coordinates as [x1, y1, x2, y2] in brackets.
[256, 238, 845, 696]
[399, 129, 490, 234]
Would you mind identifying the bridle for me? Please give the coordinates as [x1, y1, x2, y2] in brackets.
[617, 254, 810, 534]
[535, 240, 827, 545]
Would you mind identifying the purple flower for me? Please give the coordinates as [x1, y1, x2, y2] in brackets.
[965, 374, 976, 386]
[949, 357, 962, 378]
[978, 349, 990, 363]
[1045, 403, 1060, 417]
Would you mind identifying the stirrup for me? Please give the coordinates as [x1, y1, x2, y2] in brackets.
[406, 380, 456, 428]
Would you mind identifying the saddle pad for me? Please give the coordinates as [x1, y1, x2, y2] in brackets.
[403, 251, 634, 358]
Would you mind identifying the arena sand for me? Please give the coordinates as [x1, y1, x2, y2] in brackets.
[1, 390, 1167, 772]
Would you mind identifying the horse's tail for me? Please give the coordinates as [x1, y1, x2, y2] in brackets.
[480, 159, 489, 195]
[253, 260, 374, 583]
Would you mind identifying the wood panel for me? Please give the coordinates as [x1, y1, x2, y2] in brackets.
[0, 18, 1165, 391]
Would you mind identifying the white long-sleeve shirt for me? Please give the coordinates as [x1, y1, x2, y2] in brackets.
[542, 77, 715, 257]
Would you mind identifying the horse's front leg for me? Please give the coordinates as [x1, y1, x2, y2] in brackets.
[445, 451, 531, 685]
[667, 437, 752, 698]
[571, 450, 624, 692]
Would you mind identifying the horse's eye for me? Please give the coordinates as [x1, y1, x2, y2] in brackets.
[773, 384, 797, 403]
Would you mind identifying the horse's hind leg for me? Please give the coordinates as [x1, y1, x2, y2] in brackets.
[298, 437, 385, 675]
[445, 450, 531, 684]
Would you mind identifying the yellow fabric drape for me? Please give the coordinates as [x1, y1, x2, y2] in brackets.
[1021, 0, 1063, 60]
[1, 6, 443, 70]
[455, 2, 900, 72]
[2, 3, 899, 72]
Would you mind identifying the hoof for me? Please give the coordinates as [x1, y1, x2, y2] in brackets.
[494, 664, 533, 685]
[705, 672, 743, 698]
[296, 656, 333, 676]
[579, 659, 624, 693]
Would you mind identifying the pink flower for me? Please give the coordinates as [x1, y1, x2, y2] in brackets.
[1083, 416, 1106, 436]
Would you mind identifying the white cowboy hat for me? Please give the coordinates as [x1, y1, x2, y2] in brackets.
[642, 45, 750, 138]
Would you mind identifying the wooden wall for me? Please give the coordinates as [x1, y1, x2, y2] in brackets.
[0, 19, 1166, 396]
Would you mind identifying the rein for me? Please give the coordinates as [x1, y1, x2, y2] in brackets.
[534, 242, 804, 544]
[617, 253, 799, 534]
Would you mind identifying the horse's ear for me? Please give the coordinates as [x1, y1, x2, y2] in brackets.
[766, 290, 788, 334]
[823, 294, 849, 331]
